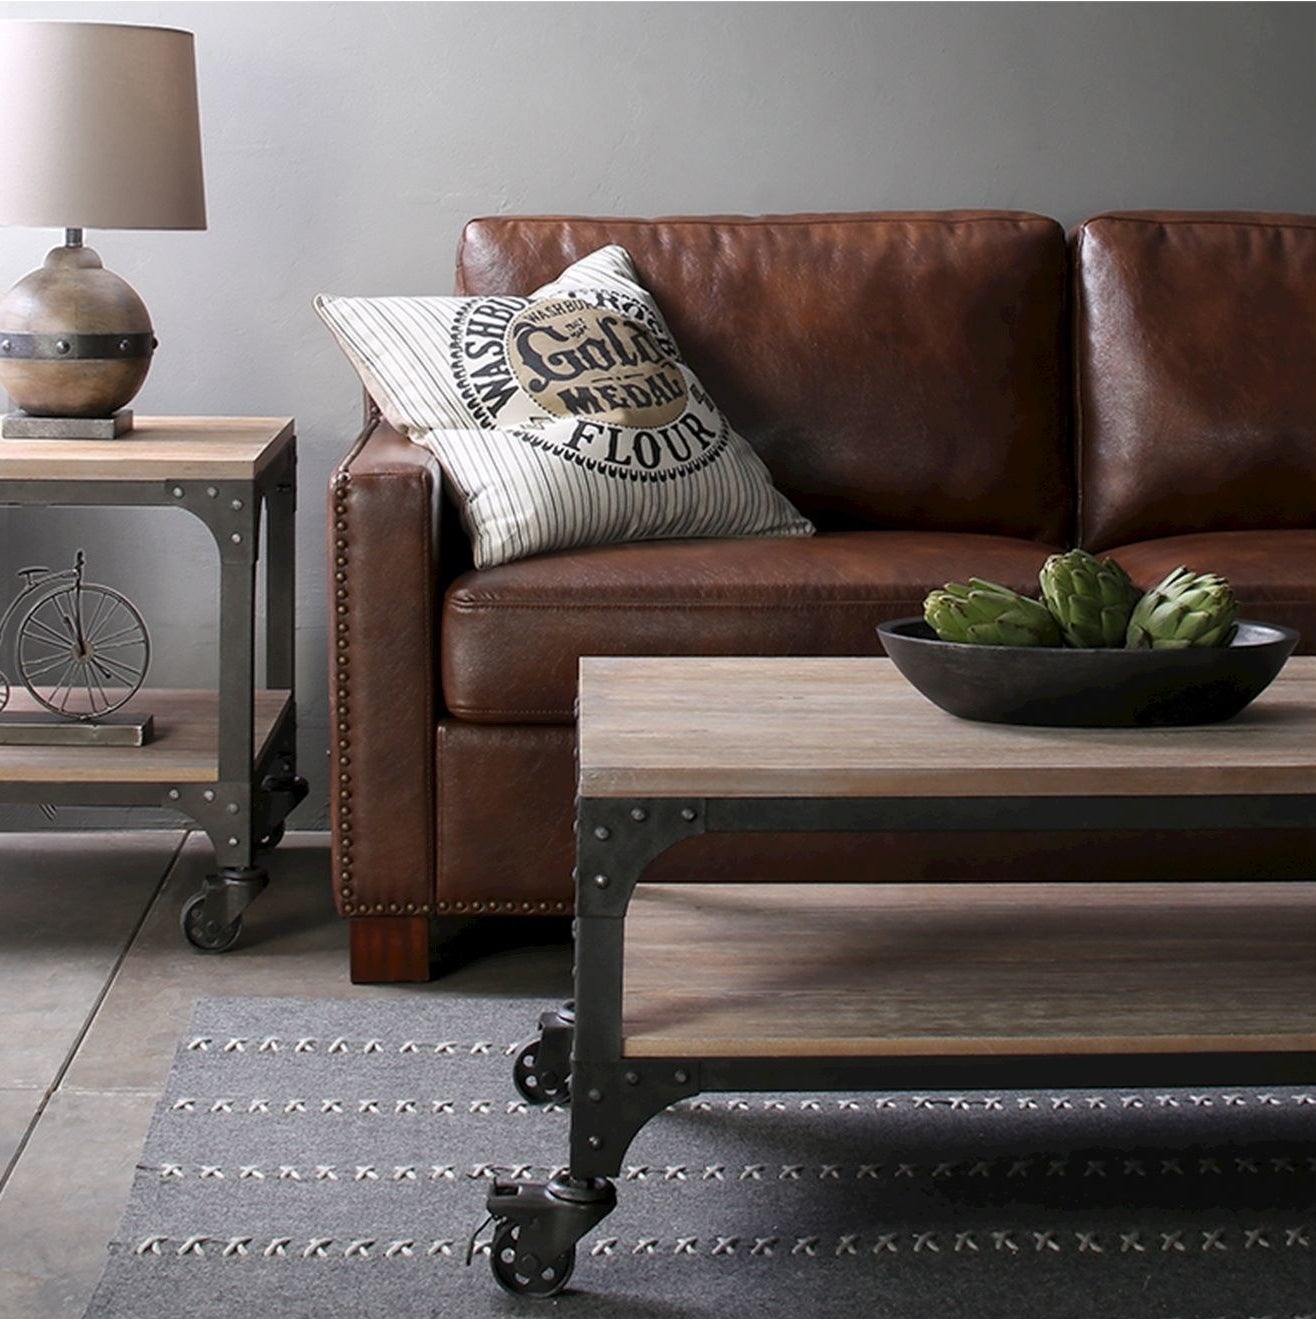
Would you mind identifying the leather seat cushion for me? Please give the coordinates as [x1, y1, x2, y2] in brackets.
[1101, 529, 1316, 654]
[442, 529, 1061, 722]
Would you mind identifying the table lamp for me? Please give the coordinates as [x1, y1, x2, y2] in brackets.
[0, 21, 206, 439]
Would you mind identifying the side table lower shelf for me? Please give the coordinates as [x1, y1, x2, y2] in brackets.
[0, 688, 290, 788]
[0, 687, 303, 951]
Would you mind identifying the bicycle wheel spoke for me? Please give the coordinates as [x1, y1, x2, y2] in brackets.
[85, 596, 134, 645]
[47, 590, 80, 637]
[91, 652, 141, 683]
[88, 619, 142, 649]
[49, 659, 79, 712]
[22, 612, 73, 649]
[80, 665, 100, 714]
[20, 651, 75, 679]
[83, 587, 112, 646]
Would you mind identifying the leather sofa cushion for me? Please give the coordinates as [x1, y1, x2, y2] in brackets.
[442, 530, 1060, 722]
[457, 213, 1072, 544]
[1102, 529, 1316, 655]
[1075, 211, 1316, 551]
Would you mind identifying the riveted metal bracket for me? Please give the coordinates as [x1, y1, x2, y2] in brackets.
[161, 479, 261, 561]
[164, 780, 256, 870]
[568, 1058, 703, 1179]
[575, 798, 706, 917]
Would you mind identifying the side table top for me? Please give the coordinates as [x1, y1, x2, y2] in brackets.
[0, 416, 295, 481]
[577, 655, 1316, 799]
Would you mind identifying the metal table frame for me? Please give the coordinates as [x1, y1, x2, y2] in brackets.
[480, 788, 1316, 1294]
[0, 430, 305, 944]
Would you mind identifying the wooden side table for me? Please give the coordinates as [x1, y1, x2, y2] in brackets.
[0, 416, 305, 950]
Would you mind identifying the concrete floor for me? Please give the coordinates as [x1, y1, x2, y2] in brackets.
[0, 830, 572, 1319]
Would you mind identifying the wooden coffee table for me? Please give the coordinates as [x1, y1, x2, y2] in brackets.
[481, 655, 1316, 1296]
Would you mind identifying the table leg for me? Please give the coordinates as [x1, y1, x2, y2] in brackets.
[481, 797, 704, 1296]
[255, 443, 306, 845]
[176, 487, 266, 949]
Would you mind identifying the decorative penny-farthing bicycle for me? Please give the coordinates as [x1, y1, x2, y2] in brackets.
[0, 551, 150, 720]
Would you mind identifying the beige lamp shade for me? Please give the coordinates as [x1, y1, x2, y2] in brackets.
[0, 21, 206, 230]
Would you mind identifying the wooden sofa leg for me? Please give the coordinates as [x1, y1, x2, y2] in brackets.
[349, 915, 431, 984]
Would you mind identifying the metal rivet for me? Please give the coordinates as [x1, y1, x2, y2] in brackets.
[593, 874, 609, 889]
[172, 486, 184, 498]
[227, 836, 239, 847]
[167, 788, 180, 800]
[681, 808, 697, 822]
[593, 825, 611, 841]
[230, 532, 242, 544]
[1, 340, 10, 352]
[226, 802, 239, 815]
[674, 1069, 689, 1084]
[625, 1071, 639, 1086]
[118, 338, 132, 353]
[55, 339, 70, 355]
[587, 1135, 603, 1149]
[587, 1088, 602, 1103]
[202, 789, 215, 802]
[231, 498, 243, 511]
[206, 486, 218, 498]
[630, 807, 648, 822]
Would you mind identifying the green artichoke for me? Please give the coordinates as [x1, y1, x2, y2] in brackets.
[1125, 566, 1238, 649]
[924, 578, 1063, 647]
[1038, 548, 1142, 648]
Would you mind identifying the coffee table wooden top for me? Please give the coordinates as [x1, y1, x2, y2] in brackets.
[578, 655, 1316, 799]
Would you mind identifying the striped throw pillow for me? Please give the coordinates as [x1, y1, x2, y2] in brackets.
[316, 246, 813, 567]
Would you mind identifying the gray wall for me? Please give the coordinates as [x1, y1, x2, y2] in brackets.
[1, 1, 1313, 830]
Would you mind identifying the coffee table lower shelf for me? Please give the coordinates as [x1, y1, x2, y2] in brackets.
[622, 881, 1316, 1065]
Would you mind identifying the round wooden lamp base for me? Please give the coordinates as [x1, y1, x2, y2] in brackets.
[0, 241, 155, 436]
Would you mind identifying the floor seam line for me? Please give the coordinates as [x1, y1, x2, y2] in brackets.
[0, 828, 191, 1196]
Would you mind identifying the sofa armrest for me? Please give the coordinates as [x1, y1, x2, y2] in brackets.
[328, 405, 441, 926]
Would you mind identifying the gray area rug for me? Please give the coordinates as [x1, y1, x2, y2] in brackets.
[86, 996, 1314, 1318]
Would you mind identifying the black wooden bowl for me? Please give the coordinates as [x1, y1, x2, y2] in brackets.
[875, 618, 1299, 727]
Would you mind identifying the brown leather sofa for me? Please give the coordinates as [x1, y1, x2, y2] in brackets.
[329, 210, 1316, 983]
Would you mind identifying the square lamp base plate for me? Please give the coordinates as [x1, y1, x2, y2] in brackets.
[2, 409, 133, 440]
[0, 711, 154, 746]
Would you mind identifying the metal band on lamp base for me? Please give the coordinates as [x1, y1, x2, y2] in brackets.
[0, 331, 156, 360]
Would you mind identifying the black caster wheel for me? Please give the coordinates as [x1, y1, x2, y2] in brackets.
[256, 821, 286, 852]
[180, 894, 243, 953]
[489, 1221, 575, 1297]
[512, 1039, 570, 1104]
